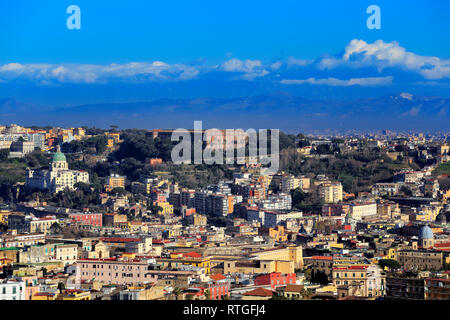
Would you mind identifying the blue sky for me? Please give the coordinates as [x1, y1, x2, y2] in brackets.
[0, 0, 449, 105]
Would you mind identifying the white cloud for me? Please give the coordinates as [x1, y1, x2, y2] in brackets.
[0, 61, 200, 84]
[221, 58, 262, 72]
[280, 76, 393, 87]
[270, 61, 282, 70]
[1, 40, 449, 86]
[317, 39, 450, 80]
[286, 57, 312, 67]
[220, 58, 269, 80]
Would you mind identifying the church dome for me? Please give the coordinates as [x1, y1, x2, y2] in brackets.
[52, 145, 66, 162]
[419, 225, 434, 239]
[52, 151, 66, 162]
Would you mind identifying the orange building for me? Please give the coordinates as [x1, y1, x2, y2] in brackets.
[146, 158, 163, 166]
[105, 174, 125, 190]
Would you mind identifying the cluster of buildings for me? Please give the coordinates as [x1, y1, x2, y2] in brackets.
[0, 123, 120, 158]
[0, 126, 449, 300]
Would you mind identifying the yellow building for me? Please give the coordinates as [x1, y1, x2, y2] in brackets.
[224, 259, 294, 275]
[384, 248, 397, 260]
[442, 189, 450, 203]
[158, 255, 211, 274]
[0, 211, 10, 225]
[105, 132, 121, 144]
[105, 174, 126, 189]
[73, 128, 85, 138]
[191, 214, 207, 226]
[30, 217, 59, 234]
[267, 226, 288, 242]
[56, 290, 91, 300]
[88, 241, 110, 259]
[54, 243, 78, 266]
[414, 205, 443, 222]
[249, 245, 303, 269]
[32, 292, 57, 300]
[333, 265, 386, 299]
[155, 201, 173, 215]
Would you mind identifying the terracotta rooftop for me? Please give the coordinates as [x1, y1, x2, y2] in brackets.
[284, 284, 304, 293]
[209, 274, 226, 281]
[242, 287, 274, 297]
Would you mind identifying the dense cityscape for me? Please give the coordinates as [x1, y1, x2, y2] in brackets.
[0, 123, 449, 300]
[1, 1, 449, 313]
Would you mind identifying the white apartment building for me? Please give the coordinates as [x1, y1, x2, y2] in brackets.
[0, 280, 26, 300]
[257, 193, 292, 211]
[55, 243, 79, 266]
[264, 211, 303, 228]
[350, 202, 377, 220]
[319, 182, 343, 203]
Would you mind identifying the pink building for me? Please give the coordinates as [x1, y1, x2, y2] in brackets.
[76, 258, 157, 286]
[254, 272, 297, 289]
[204, 274, 230, 300]
[19, 275, 39, 300]
[69, 213, 103, 227]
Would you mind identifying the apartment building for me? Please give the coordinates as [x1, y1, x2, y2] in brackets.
[349, 202, 377, 221]
[397, 250, 444, 271]
[105, 174, 126, 189]
[55, 243, 79, 266]
[0, 280, 26, 300]
[76, 258, 156, 286]
[333, 265, 386, 299]
[386, 277, 425, 300]
[425, 278, 450, 300]
[254, 272, 297, 289]
[319, 182, 343, 204]
[69, 212, 102, 227]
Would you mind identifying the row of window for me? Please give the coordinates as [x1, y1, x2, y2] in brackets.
[87, 264, 141, 270]
[335, 273, 365, 278]
[1, 286, 22, 294]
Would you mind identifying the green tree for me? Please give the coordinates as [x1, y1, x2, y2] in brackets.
[301, 288, 312, 299]
[57, 282, 65, 293]
[172, 287, 182, 300]
[378, 259, 400, 271]
[110, 187, 126, 195]
[310, 270, 329, 285]
[50, 222, 62, 235]
[0, 149, 9, 161]
[399, 185, 412, 196]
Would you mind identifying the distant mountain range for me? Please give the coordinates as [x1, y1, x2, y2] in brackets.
[1, 93, 449, 132]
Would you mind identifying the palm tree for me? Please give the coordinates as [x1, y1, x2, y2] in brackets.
[301, 288, 312, 299]
[186, 294, 193, 300]
[172, 287, 182, 300]
[57, 282, 65, 293]
[203, 289, 211, 300]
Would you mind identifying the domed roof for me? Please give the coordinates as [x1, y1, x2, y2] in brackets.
[52, 145, 66, 162]
[419, 225, 434, 239]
